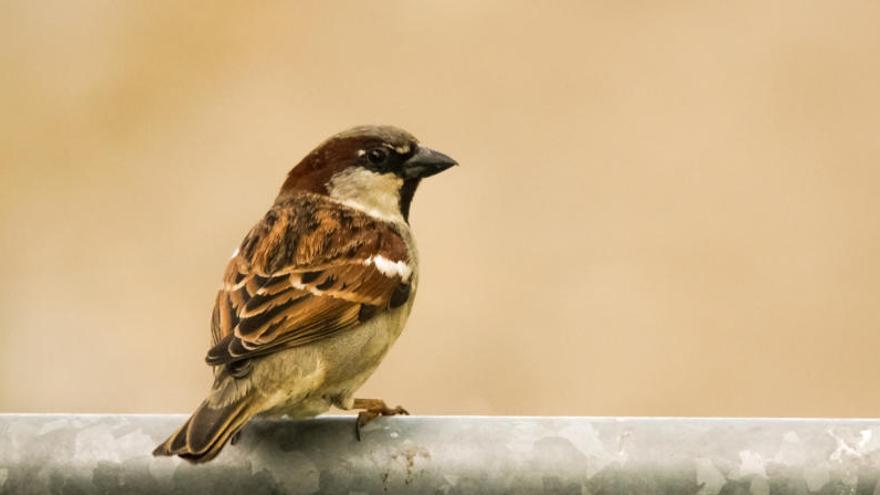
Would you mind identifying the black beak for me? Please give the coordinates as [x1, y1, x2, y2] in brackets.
[400, 146, 457, 180]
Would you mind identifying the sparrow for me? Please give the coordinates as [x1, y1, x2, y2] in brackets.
[153, 125, 456, 463]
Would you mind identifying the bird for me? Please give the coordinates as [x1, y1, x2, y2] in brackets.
[152, 125, 456, 463]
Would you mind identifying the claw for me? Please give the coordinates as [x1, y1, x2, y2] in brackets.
[230, 429, 242, 446]
[390, 405, 409, 416]
[350, 399, 409, 441]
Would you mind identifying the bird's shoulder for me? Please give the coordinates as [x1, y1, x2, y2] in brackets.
[238, 192, 411, 275]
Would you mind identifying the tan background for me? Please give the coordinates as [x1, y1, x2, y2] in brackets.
[2, 1, 879, 418]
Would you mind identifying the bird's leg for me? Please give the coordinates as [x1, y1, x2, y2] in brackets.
[352, 398, 409, 441]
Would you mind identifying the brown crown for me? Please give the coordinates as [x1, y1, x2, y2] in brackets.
[278, 126, 418, 198]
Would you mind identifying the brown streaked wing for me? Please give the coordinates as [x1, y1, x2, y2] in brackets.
[205, 193, 412, 366]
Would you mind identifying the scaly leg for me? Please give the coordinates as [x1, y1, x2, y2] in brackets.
[352, 398, 409, 440]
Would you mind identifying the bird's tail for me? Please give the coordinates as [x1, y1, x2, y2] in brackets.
[152, 387, 259, 463]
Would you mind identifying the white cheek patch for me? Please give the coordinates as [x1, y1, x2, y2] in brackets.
[365, 255, 413, 281]
[328, 167, 405, 223]
[230, 246, 240, 259]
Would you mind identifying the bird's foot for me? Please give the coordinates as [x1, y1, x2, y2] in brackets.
[352, 398, 409, 441]
[230, 428, 243, 446]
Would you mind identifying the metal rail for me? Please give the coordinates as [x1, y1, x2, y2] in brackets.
[1, 414, 879, 494]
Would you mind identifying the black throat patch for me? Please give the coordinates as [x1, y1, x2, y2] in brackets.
[398, 178, 421, 223]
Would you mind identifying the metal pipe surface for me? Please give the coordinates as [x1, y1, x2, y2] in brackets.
[1, 414, 879, 494]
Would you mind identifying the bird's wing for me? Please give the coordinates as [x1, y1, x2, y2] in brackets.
[205, 193, 413, 366]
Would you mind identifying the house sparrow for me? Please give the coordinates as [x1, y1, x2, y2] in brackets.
[153, 125, 456, 463]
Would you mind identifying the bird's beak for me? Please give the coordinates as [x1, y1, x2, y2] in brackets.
[400, 146, 458, 180]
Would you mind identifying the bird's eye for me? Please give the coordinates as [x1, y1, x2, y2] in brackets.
[366, 148, 387, 165]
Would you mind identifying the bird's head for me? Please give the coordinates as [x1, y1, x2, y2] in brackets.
[278, 125, 457, 223]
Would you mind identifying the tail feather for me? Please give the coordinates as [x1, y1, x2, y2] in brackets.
[153, 393, 257, 463]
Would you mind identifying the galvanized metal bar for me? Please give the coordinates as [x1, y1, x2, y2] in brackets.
[1, 414, 879, 494]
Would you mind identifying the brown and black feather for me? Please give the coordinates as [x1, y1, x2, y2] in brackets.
[206, 192, 412, 367]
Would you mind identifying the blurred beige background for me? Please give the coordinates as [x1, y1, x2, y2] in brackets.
[2, 1, 879, 418]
